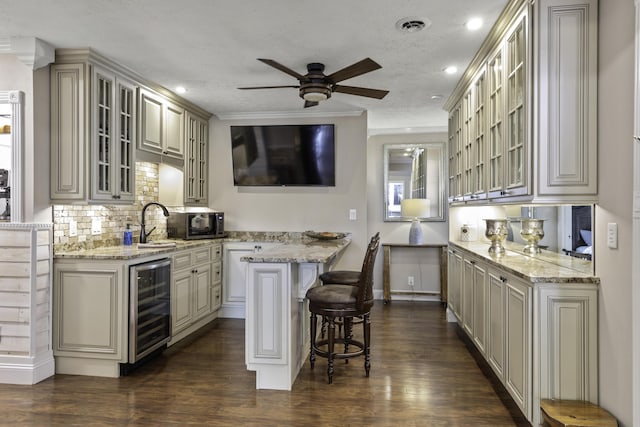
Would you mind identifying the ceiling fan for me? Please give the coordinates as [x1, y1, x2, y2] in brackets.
[239, 58, 389, 108]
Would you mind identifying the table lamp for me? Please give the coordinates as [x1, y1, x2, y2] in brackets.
[401, 198, 431, 244]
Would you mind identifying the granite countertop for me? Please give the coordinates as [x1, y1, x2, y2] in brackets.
[240, 237, 351, 264]
[449, 240, 599, 284]
[53, 231, 351, 262]
[53, 239, 220, 260]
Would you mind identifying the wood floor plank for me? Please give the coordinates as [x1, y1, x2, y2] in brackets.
[0, 301, 528, 426]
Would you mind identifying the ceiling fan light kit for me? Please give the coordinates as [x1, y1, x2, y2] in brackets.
[239, 57, 389, 108]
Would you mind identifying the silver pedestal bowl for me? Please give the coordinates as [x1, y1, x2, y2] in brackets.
[484, 219, 508, 255]
[520, 218, 545, 254]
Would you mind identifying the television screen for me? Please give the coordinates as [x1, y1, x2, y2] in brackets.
[230, 124, 335, 186]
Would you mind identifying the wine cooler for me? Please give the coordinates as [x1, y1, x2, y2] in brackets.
[129, 258, 171, 363]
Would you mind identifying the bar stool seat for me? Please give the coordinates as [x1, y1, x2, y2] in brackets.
[540, 399, 618, 427]
[306, 233, 379, 384]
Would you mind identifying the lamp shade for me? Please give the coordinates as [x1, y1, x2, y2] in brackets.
[400, 198, 431, 219]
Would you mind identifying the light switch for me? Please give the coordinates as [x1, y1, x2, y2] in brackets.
[349, 209, 357, 221]
[91, 218, 102, 235]
[69, 220, 77, 237]
[607, 222, 618, 249]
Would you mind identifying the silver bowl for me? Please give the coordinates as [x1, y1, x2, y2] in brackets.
[520, 218, 545, 254]
[484, 219, 508, 255]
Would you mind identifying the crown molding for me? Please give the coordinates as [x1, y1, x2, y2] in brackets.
[0, 37, 54, 70]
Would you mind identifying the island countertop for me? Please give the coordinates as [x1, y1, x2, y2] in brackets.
[240, 238, 351, 264]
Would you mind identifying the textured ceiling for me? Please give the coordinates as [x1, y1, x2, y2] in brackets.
[0, 0, 508, 132]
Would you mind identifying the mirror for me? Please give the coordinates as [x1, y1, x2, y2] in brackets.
[505, 205, 594, 262]
[0, 91, 24, 223]
[383, 142, 446, 222]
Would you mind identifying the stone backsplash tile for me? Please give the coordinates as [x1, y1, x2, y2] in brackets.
[52, 162, 169, 252]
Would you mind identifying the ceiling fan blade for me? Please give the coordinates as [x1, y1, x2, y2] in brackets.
[257, 59, 305, 80]
[304, 100, 319, 108]
[327, 58, 382, 83]
[333, 85, 389, 99]
[238, 85, 300, 90]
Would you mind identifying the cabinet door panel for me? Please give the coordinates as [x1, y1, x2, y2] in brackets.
[172, 269, 193, 334]
[487, 272, 505, 378]
[193, 264, 212, 321]
[164, 101, 184, 158]
[224, 246, 253, 304]
[139, 90, 163, 153]
[472, 262, 487, 354]
[462, 258, 474, 334]
[505, 277, 531, 418]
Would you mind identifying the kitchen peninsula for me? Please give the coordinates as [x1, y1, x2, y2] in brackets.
[51, 232, 349, 388]
[241, 236, 351, 390]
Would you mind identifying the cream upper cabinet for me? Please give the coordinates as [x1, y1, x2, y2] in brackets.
[91, 66, 136, 203]
[184, 111, 209, 205]
[51, 51, 138, 204]
[445, 0, 598, 204]
[139, 88, 185, 160]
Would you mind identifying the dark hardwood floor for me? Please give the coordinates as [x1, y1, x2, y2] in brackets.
[0, 301, 528, 426]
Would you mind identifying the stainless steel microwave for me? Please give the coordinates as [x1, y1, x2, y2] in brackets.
[167, 211, 224, 240]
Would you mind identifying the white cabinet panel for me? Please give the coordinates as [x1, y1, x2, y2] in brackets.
[487, 271, 505, 379]
[504, 275, 531, 419]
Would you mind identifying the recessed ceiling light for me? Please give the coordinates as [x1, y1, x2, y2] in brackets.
[430, 95, 444, 100]
[175, 86, 187, 94]
[395, 17, 432, 33]
[444, 66, 458, 74]
[465, 17, 483, 31]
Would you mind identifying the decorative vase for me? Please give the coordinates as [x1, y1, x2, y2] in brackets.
[520, 218, 545, 254]
[484, 219, 508, 255]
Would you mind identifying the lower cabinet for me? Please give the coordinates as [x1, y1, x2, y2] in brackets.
[447, 248, 463, 321]
[221, 241, 278, 318]
[171, 245, 219, 341]
[53, 259, 129, 378]
[447, 244, 597, 426]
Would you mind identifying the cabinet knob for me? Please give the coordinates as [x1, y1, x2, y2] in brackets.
[500, 276, 507, 282]
[470, 194, 479, 200]
[500, 190, 509, 196]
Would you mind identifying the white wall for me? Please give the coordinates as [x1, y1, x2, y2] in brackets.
[367, 131, 449, 295]
[209, 113, 369, 271]
[597, 1, 635, 425]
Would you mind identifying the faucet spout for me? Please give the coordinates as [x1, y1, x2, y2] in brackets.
[140, 202, 170, 244]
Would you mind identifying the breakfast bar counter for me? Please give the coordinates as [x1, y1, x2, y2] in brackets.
[241, 236, 351, 390]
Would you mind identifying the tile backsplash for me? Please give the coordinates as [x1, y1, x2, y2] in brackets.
[53, 162, 169, 252]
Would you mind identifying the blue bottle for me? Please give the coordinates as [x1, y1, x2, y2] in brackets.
[123, 224, 133, 246]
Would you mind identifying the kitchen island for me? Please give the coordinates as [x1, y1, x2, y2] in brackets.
[241, 237, 351, 390]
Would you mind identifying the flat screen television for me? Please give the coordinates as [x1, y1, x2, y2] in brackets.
[230, 124, 335, 186]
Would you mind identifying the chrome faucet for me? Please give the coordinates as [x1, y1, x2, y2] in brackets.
[140, 202, 170, 244]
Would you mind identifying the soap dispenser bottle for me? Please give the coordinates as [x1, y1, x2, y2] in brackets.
[123, 224, 133, 246]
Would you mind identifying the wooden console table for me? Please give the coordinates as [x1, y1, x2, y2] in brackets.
[382, 243, 448, 304]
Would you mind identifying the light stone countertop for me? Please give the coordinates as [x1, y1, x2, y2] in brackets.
[240, 238, 351, 264]
[53, 231, 351, 262]
[53, 238, 222, 260]
[449, 240, 599, 284]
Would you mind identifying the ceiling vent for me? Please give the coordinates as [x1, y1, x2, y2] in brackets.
[396, 17, 431, 33]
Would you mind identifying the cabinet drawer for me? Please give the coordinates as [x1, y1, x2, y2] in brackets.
[173, 251, 192, 271]
[194, 247, 212, 264]
[211, 284, 222, 311]
[212, 261, 222, 284]
[212, 244, 222, 261]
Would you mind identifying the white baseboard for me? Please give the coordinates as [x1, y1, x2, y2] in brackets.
[0, 352, 55, 384]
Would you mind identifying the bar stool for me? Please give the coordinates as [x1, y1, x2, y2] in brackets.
[306, 233, 379, 384]
[318, 232, 380, 339]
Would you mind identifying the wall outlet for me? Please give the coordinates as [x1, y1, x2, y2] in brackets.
[408, 276, 414, 287]
[91, 218, 102, 235]
[69, 220, 77, 237]
[349, 209, 357, 221]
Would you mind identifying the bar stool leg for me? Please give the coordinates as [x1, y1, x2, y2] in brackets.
[363, 312, 371, 377]
[309, 312, 317, 369]
[343, 317, 352, 364]
[327, 317, 335, 384]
